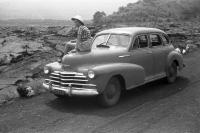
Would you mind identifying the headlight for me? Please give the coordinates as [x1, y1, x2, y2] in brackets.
[44, 66, 50, 74]
[88, 70, 95, 79]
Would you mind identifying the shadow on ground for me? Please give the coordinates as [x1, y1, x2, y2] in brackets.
[46, 76, 190, 117]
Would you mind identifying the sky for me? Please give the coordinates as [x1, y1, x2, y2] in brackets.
[0, 0, 138, 20]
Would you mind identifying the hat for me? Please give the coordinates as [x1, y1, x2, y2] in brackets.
[71, 15, 84, 25]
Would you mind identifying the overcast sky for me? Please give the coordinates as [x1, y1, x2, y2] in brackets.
[0, 0, 138, 20]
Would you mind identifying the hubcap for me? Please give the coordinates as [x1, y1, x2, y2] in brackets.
[106, 84, 117, 99]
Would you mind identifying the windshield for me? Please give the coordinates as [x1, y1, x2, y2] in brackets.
[92, 34, 109, 48]
[92, 34, 131, 49]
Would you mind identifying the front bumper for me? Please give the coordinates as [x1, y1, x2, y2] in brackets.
[43, 82, 99, 96]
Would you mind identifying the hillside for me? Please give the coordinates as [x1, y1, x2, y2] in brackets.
[106, 0, 200, 23]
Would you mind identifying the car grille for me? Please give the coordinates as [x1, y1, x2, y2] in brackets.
[44, 71, 96, 89]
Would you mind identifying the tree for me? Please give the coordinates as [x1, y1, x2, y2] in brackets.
[93, 11, 106, 26]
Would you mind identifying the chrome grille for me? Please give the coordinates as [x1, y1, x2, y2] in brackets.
[45, 71, 96, 88]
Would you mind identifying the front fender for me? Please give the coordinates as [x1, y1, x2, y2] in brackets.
[46, 62, 63, 71]
[87, 63, 145, 93]
[167, 50, 184, 70]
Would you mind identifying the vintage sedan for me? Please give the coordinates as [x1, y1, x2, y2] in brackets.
[43, 27, 185, 107]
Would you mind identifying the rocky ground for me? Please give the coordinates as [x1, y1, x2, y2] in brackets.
[0, 21, 200, 105]
[0, 47, 200, 133]
[0, 26, 74, 105]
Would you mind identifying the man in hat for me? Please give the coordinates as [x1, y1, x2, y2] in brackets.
[65, 15, 92, 54]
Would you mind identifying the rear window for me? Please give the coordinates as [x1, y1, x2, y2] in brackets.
[150, 34, 162, 46]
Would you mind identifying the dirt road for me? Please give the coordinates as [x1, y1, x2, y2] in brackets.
[0, 49, 200, 133]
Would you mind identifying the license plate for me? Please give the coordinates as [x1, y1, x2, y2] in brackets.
[51, 89, 66, 95]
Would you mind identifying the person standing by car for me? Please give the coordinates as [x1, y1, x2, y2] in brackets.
[65, 15, 92, 54]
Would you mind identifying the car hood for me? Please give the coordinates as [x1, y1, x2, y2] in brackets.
[62, 47, 128, 70]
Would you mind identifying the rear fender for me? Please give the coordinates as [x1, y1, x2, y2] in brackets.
[167, 50, 184, 70]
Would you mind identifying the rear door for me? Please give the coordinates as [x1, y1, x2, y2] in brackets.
[130, 34, 154, 78]
[149, 33, 171, 75]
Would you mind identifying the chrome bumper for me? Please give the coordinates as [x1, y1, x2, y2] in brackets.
[43, 83, 99, 96]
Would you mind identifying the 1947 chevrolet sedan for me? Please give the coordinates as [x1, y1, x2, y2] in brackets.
[43, 27, 185, 107]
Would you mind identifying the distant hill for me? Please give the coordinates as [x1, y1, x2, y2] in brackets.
[0, 19, 73, 27]
[0, 19, 93, 27]
[106, 0, 200, 23]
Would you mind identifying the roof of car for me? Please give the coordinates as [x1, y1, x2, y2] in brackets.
[97, 27, 166, 36]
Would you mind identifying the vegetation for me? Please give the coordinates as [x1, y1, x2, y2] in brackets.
[93, 0, 200, 25]
[93, 11, 107, 26]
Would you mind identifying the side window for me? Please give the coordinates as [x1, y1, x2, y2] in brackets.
[161, 34, 170, 45]
[150, 34, 162, 47]
[108, 34, 130, 47]
[138, 35, 148, 48]
[132, 37, 139, 49]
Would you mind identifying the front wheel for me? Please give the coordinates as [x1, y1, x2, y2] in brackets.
[97, 77, 121, 107]
[166, 62, 178, 83]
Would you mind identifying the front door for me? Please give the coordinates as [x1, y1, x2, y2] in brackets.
[130, 35, 154, 78]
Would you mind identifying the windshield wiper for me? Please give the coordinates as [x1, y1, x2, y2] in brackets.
[96, 42, 110, 48]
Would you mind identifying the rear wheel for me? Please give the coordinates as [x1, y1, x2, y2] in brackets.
[98, 77, 121, 107]
[166, 62, 178, 83]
